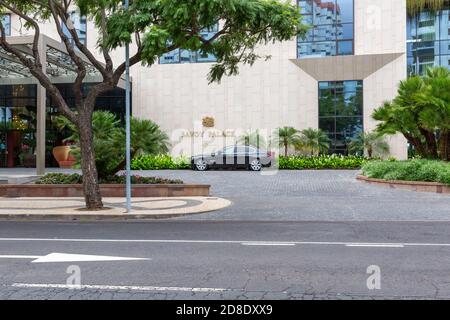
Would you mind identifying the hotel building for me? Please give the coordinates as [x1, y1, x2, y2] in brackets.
[0, 0, 449, 173]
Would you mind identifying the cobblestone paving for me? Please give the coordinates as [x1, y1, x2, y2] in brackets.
[135, 170, 450, 221]
[0, 286, 446, 300]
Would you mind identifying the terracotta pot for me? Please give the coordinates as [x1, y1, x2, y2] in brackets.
[67, 153, 76, 162]
[58, 160, 76, 169]
[52, 146, 70, 164]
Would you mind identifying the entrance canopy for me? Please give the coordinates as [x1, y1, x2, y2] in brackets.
[0, 35, 127, 175]
[0, 35, 126, 88]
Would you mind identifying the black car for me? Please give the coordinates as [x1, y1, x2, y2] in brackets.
[191, 145, 273, 171]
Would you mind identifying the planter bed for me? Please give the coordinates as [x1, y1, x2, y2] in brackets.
[0, 184, 210, 198]
[357, 175, 450, 194]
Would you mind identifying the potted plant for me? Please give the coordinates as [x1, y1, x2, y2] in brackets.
[57, 142, 77, 169]
[52, 115, 77, 168]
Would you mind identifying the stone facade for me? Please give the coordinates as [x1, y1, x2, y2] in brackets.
[4, 0, 409, 159]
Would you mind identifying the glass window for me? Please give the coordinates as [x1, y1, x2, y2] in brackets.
[319, 80, 363, 154]
[297, 0, 354, 58]
[160, 24, 218, 64]
[408, 7, 450, 76]
[222, 146, 235, 155]
[236, 146, 248, 154]
[0, 14, 11, 36]
[62, 11, 87, 45]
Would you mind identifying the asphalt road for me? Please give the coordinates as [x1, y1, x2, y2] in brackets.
[1, 220, 450, 300]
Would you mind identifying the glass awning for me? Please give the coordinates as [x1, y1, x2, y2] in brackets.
[0, 35, 125, 88]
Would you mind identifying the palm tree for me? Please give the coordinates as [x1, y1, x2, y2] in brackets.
[407, 0, 447, 14]
[348, 131, 390, 158]
[373, 75, 439, 159]
[300, 128, 330, 156]
[417, 67, 450, 160]
[237, 130, 267, 149]
[111, 117, 170, 171]
[275, 127, 302, 157]
[55, 111, 170, 178]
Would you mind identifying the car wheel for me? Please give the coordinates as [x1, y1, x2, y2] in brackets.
[249, 159, 262, 171]
[195, 159, 208, 171]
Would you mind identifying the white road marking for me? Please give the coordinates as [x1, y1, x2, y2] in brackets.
[0, 252, 149, 263]
[345, 244, 404, 248]
[11, 283, 228, 292]
[0, 255, 41, 259]
[241, 242, 296, 246]
[1, 237, 450, 248]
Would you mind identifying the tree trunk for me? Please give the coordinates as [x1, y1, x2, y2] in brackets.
[419, 128, 438, 159]
[403, 133, 427, 159]
[284, 144, 288, 157]
[438, 130, 449, 161]
[78, 113, 103, 210]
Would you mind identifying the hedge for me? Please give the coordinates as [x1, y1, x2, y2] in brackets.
[131, 154, 367, 170]
[278, 155, 368, 170]
[361, 159, 450, 185]
[131, 155, 190, 170]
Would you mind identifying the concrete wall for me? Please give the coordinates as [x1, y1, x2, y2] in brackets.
[130, 0, 408, 158]
[355, 0, 408, 159]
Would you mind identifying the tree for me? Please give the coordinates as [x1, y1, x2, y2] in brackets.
[0, 0, 306, 209]
[417, 67, 450, 160]
[237, 130, 267, 149]
[373, 76, 435, 159]
[55, 111, 170, 179]
[111, 117, 170, 172]
[407, 0, 447, 14]
[275, 126, 302, 157]
[373, 67, 450, 160]
[299, 128, 330, 156]
[348, 131, 390, 158]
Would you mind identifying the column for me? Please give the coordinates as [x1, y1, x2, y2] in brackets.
[36, 37, 46, 176]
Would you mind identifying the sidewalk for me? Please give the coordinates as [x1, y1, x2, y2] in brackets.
[0, 197, 231, 220]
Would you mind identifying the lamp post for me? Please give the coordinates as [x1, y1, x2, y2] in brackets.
[124, 0, 131, 213]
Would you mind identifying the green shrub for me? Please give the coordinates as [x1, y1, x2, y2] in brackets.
[279, 155, 368, 170]
[131, 155, 190, 170]
[361, 160, 450, 185]
[35, 173, 83, 184]
[35, 173, 183, 185]
[131, 154, 367, 170]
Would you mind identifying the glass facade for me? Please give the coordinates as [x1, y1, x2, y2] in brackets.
[0, 14, 11, 36]
[62, 11, 87, 45]
[407, 7, 450, 76]
[0, 84, 126, 168]
[297, 0, 354, 58]
[160, 25, 219, 64]
[0, 85, 36, 168]
[319, 80, 363, 154]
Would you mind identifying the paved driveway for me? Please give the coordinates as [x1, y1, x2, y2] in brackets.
[136, 170, 450, 221]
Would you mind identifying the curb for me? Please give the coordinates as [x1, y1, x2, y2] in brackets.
[0, 212, 205, 221]
[0, 197, 232, 222]
[357, 175, 450, 194]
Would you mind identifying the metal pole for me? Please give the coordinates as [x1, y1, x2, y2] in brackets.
[125, 0, 132, 213]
